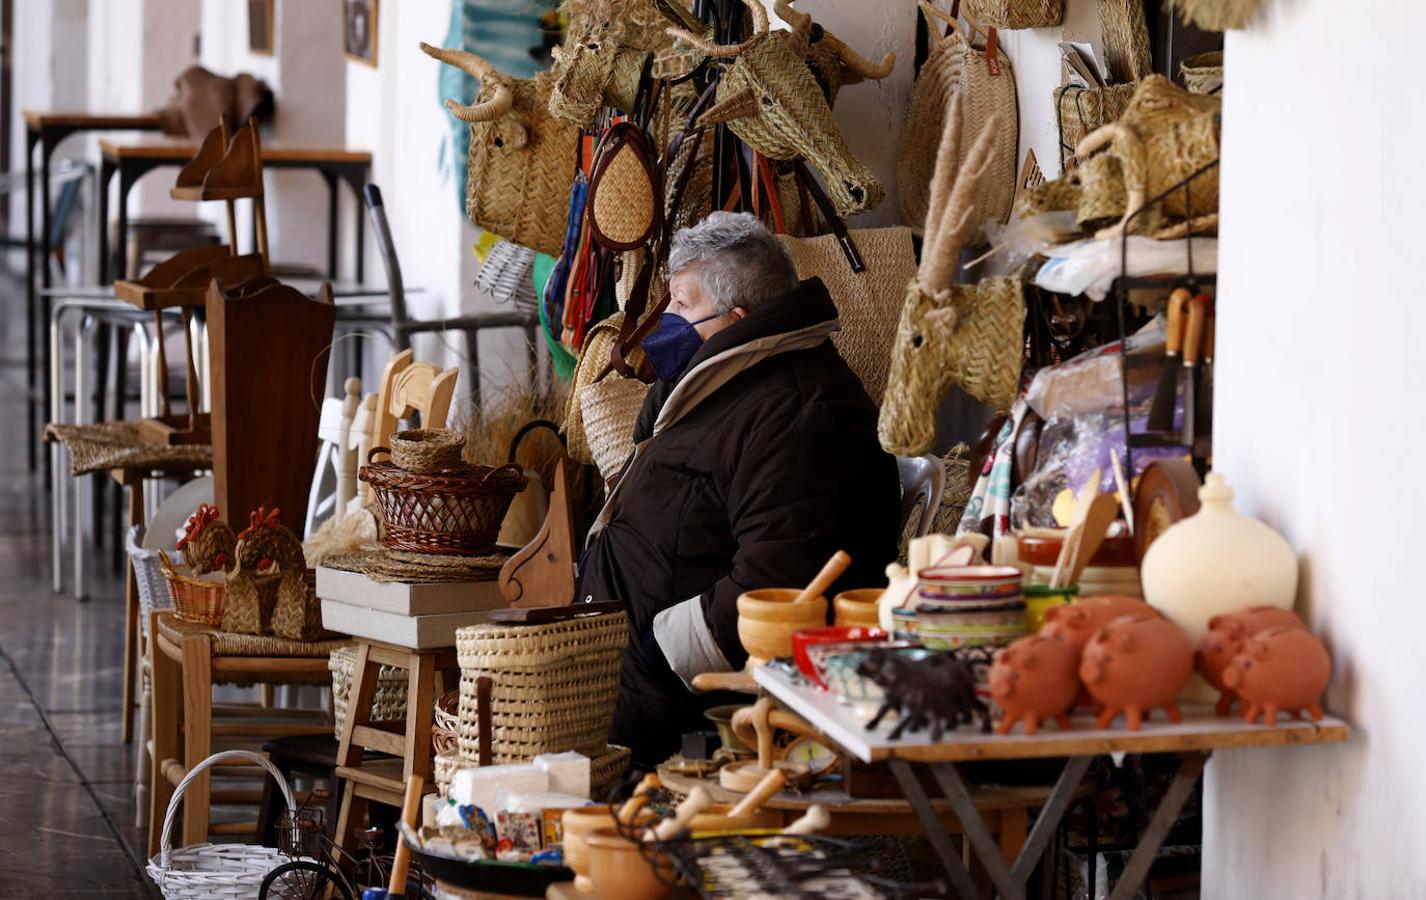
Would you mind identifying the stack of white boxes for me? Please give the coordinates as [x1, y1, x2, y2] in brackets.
[317, 567, 507, 648]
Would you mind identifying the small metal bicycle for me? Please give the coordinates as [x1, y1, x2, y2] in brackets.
[258, 790, 432, 900]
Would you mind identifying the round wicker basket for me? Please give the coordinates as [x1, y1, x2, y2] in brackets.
[360, 455, 527, 556]
[157, 550, 226, 626]
[389, 428, 467, 474]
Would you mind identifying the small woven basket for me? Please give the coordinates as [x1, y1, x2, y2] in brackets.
[965, 0, 1064, 29]
[147, 750, 295, 899]
[1180, 51, 1223, 95]
[1056, 82, 1136, 164]
[329, 646, 410, 739]
[360, 454, 527, 556]
[456, 611, 628, 763]
[390, 429, 467, 475]
[158, 550, 226, 626]
[433, 689, 461, 756]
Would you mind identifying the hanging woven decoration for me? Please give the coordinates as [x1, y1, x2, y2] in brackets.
[964, 0, 1064, 30]
[1167, 0, 1265, 31]
[1096, 0, 1153, 84]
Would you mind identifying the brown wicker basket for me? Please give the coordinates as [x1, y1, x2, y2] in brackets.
[433, 689, 461, 756]
[389, 428, 466, 474]
[158, 549, 227, 626]
[359, 452, 527, 556]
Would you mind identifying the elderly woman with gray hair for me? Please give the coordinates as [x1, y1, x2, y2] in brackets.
[581, 212, 901, 765]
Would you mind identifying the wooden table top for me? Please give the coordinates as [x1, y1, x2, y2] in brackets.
[99, 135, 372, 164]
[756, 665, 1351, 764]
[23, 110, 164, 129]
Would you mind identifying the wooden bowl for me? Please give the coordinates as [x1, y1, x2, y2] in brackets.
[585, 827, 672, 900]
[736, 589, 828, 663]
[562, 805, 655, 889]
[833, 589, 882, 628]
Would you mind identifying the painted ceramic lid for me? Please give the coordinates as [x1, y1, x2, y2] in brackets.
[918, 565, 1023, 583]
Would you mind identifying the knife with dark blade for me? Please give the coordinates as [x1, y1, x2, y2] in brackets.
[1147, 288, 1191, 433]
[1181, 295, 1208, 450]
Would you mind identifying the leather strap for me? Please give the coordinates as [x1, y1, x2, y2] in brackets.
[794, 161, 864, 273]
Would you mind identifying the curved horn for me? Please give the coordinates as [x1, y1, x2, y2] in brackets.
[840, 44, 897, 80]
[665, 25, 745, 58]
[774, 0, 813, 36]
[420, 42, 514, 123]
[741, 0, 770, 35]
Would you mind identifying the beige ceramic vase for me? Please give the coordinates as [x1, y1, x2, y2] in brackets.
[1141, 472, 1298, 702]
[736, 589, 828, 665]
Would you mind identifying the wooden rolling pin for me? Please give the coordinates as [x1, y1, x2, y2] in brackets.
[387, 774, 425, 897]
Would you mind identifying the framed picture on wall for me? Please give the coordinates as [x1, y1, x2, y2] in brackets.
[248, 0, 274, 55]
[344, 0, 379, 66]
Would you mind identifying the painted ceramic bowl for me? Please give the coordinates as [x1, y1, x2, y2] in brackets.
[833, 589, 882, 628]
[890, 607, 919, 641]
[917, 565, 1024, 597]
[736, 589, 829, 662]
[791, 626, 887, 688]
[819, 643, 926, 709]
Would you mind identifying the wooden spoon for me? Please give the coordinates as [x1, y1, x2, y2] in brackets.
[1063, 493, 1120, 588]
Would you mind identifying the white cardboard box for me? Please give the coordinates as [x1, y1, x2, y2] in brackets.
[316, 566, 506, 616]
[319, 597, 496, 649]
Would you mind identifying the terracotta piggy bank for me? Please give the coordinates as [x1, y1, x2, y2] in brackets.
[1079, 614, 1193, 730]
[1042, 595, 1158, 656]
[989, 635, 1080, 736]
[1196, 606, 1306, 715]
[1223, 627, 1330, 725]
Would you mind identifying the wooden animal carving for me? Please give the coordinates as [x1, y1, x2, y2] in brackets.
[879, 95, 1023, 456]
[421, 43, 578, 257]
[666, 0, 890, 216]
[857, 649, 989, 740]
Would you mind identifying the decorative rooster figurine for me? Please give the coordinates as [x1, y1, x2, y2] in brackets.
[175, 504, 236, 575]
[221, 506, 287, 635]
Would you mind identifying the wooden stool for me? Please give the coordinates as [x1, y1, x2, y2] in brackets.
[333, 638, 459, 854]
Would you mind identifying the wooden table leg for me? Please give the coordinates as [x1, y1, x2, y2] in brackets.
[1105, 752, 1208, 900]
[147, 614, 180, 857]
[121, 478, 142, 744]
[1000, 807, 1028, 865]
[404, 651, 436, 782]
[337, 642, 376, 769]
[180, 632, 213, 848]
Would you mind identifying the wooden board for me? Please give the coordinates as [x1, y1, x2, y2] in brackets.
[99, 136, 372, 164]
[23, 110, 164, 129]
[315, 566, 505, 617]
[754, 665, 1351, 765]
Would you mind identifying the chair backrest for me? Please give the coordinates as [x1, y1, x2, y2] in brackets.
[371, 349, 459, 452]
[306, 377, 364, 536]
[363, 184, 411, 351]
[897, 454, 946, 541]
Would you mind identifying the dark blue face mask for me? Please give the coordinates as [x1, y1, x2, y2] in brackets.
[641, 312, 719, 381]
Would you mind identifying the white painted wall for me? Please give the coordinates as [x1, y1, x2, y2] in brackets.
[1203, 2, 1426, 897]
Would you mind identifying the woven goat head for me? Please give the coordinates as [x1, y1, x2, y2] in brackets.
[880, 95, 1023, 456]
[667, 0, 888, 216]
[422, 43, 577, 257]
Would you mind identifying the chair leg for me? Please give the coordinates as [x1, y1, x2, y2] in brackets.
[121, 482, 141, 744]
[180, 633, 213, 847]
[135, 658, 151, 829]
[148, 615, 179, 856]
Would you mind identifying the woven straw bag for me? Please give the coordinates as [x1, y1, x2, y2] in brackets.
[147, 750, 294, 898]
[587, 121, 661, 252]
[780, 227, 917, 403]
[965, 0, 1064, 29]
[1180, 51, 1223, 95]
[455, 611, 628, 763]
[564, 313, 645, 465]
[897, 8, 1018, 235]
[579, 376, 649, 481]
[330, 646, 408, 739]
[1055, 82, 1136, 165]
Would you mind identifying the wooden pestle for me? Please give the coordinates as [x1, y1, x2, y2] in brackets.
[646, 786, 712, 842]
[781, 804, 830, 836]
[794, 551, 852, 605]
[726, 768, 788, 819]
[617, 772, 662, 824]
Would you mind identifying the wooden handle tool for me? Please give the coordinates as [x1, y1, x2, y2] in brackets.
[780, 804, 830, 836]
[387, 773, 425, 897]
[726, 768, 788, 819]
[617, 772, 662, 824]
[793, 551, 851, 605]
[646, 786, 712, 841]
[1064, 493, 1121, 588]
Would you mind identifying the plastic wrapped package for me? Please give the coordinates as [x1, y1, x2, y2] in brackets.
[1025, 315, 1165, 421]
[1035, 236, 1218, 301]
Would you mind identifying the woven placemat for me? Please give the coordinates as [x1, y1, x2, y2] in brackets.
[44, 420, 211, 477]
[322, 546, 508, 584]
[157, 614, 350, 657]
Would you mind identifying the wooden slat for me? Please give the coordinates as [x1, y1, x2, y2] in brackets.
[98, 137, 371, 164]
[209, 657, 332, 674]
[211, 723, 329, 737]
[24, 110, 164, 129]
[352, 724, 406, 756]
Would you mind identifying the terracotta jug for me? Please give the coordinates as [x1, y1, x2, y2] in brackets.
[1223, 627, 1330, 725]
[1196, 605, 1306, 715]
[737, 589, 828, 665]
[1041, 594, 1157, 656]
[1079, 614, 1193, 730]
[989, 635, 1080, 735]
[1141, 472, 1298, 702]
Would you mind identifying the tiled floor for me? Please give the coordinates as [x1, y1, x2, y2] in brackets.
[0, 270, 155, 897]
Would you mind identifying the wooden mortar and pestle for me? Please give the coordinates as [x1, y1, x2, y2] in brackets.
[719, 696, 814, 792]
[693, 551, 851, 692]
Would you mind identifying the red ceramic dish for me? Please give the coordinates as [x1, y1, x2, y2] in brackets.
[791, 626, 887, 688]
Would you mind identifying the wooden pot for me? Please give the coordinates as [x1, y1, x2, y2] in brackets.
[585, 827, 672, 900]
[736, 589, 828, 664]
[833, 589, 882, 628]
[562, 806, 655, 892]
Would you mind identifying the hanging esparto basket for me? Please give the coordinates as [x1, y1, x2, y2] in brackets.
[360, 452, 527, 556]
[147, 750, 295, 899]
[579, 376, 649, 483]
[965, 0, 1064, 29]
[456, 611, 629, 763]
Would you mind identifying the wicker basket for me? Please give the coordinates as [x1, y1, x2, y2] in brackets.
[147, 750, 294, 899]
[1056, 82, 1136, 165]
[456, 611, 628, 763]
[158, 550, 226, 626]
[1180, 51, 1223, 95]
[433, 689, 461, 756]
[360, 456, 527, 556]
[965, 0, 1064, 29]
[127, 526, 173, 639]
[390, 428, 467, 474]
[329, 646, 410, 739]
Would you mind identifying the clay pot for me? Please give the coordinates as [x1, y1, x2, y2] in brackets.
[585, 827, 672, 900]
[989, 635, 1080, 735]
[1041, 594, 1157, 656]
[1223, 628, 1330, 725]
[1196, 606, 1307, 715]
[1141, 473, 1298, 702]
[1079, 614, 1193, 730]
[737, 589, 828, 664]
[834, 589, 882, 628]
[562, 806, 656, 891]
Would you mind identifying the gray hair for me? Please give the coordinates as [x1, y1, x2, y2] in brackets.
[668, 212, 799, 314]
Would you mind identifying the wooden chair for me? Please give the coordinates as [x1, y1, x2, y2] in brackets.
[304, 376, 369, 538]
[353, 349, 457, 505]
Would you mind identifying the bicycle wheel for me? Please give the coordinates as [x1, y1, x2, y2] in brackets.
[259, 859, 355, 900]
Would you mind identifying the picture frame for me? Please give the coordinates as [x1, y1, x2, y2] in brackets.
[247, 0, 274, 55]
[344, 0, 379, 66]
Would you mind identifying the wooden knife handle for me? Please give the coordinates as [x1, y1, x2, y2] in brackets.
[1183, 296, 1207, 367]
[1165, 288, 1191, 357]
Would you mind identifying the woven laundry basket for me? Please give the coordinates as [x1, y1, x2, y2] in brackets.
[329, 646, 410, 740]
[434, 744, 633, 799]
[147, 750, 294, 899]
[456, 611, 628, 763]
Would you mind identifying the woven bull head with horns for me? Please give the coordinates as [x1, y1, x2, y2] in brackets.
[549, 0, 669, 125]
[879, 94, 1025, 456]
[421, 43, 577, 257]
[666, 0, 893, 216]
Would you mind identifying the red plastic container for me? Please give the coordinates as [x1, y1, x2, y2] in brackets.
[791, 626, 887, 689]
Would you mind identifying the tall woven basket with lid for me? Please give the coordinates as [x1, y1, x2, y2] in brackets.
[456, 611, 628, 763]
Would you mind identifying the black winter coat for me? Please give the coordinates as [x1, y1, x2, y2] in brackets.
[580, 278, 901, 765]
